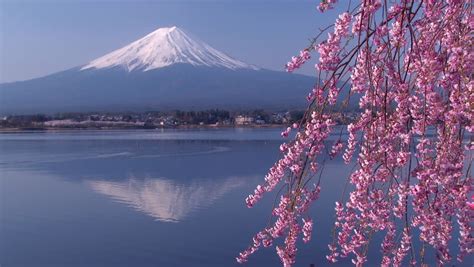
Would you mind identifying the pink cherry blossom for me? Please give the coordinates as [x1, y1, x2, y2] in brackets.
[285, 50, 311, 72]
[238, 1, 473, 266]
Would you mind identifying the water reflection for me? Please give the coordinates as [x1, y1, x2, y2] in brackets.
[87, 175, 250, 222]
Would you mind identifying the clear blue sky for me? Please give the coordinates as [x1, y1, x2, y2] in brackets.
[0, 0, 346, 83]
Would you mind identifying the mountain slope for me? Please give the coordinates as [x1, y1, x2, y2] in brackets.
[0, 65, 315, 114]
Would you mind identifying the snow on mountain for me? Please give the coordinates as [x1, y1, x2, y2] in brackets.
[81, 26, 258, 72]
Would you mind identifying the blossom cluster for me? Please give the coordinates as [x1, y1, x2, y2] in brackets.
[285, 50, 311, 72]
[317, 0, 337, 13]
[316, 12, 351, 71]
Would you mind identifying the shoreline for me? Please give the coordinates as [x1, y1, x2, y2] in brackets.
[0, 124, 287, 132]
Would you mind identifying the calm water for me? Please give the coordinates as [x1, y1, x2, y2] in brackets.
[0, 129, 471, 267]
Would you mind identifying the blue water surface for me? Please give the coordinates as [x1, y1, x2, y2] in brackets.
[0, 128, 471, 267]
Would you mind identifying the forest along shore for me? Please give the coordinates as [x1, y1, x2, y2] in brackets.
[0, 110, 358, 131]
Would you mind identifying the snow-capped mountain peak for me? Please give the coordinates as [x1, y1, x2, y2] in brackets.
[81, 26, 258, 72]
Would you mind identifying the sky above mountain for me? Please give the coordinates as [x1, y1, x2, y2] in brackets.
[0, 0, 347, 83]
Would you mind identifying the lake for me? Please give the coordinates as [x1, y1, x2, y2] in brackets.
[0, 129, 471, 266]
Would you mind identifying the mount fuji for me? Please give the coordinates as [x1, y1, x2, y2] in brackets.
[0, 26, 315, 114]
[81, 26, 257, 72]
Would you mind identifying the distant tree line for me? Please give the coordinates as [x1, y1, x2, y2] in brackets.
[0, 109, 355, 129]
[172, 109, 230, 124]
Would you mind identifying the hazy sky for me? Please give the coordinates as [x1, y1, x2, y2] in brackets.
[0, 0, 346, 83]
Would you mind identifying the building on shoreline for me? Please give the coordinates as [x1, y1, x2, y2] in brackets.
[234, 115, 255, 125]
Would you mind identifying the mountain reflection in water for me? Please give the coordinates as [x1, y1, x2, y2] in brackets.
[88, 175, 249, 222]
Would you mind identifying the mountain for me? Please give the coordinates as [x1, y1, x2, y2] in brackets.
[81, 26, 257, 72]
[0, 26, 316, 115]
